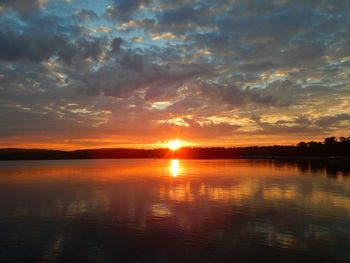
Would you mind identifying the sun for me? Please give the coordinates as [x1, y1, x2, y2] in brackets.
[167, 139, 183, 151]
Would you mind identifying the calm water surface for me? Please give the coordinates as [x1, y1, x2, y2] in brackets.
[0, 159, 349, 262]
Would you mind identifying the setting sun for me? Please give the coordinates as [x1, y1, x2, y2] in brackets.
[168, 140, 183, 151]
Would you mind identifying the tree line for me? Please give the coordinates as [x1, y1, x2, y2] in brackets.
[0, 136, 349, 160]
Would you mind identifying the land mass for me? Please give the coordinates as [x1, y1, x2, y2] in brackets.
[0, 136, 349, 161]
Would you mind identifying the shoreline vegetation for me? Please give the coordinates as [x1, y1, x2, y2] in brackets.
[0, 136, 349, 161]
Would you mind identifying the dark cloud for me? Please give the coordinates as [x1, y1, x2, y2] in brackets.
[248, 112, 350, 136]
[250, 115, 322, 135]
[200, 79, 305, 107]
[106, 0, 153, 21]
[315, 114, 350, 127]
[0, 0, 47, 13]
[77, 49, 211, 100]
[121, 51, 144, 73]
[77, 38, 105, 60]
[158, 6, 203, 26]
[110, 37, 123, 53]
[0, 28, 106, 63]
[0, 29, 70, 62]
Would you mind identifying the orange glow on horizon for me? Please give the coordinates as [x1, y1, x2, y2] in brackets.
[0, 133, 343, 150]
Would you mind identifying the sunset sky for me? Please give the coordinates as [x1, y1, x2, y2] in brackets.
[0, 0, 349, 149]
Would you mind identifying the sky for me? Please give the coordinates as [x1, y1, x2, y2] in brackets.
[0, 0, 349, 149]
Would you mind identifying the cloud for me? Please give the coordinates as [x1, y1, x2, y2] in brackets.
[131, 36, 144, 43]
[74, 8, 98, 21]
[106, 0, 153, 21]
[0, 0, 48, 13]
[151, 32, 177, 41]
[315, 114, 350, 127]
[0, 28, 107, 63]
[0, 29, 70, 62]
[0, 0, 350, 147]
[200, 79, 306, 107]
[110, 37, 124, 53]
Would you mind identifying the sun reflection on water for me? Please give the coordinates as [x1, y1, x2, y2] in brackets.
[1, 160, 350, 261]
[169, 159, 180, 177]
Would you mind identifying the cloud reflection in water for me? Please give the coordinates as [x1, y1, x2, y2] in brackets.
[0, 159, 350, 262]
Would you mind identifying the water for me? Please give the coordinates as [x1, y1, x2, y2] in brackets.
[0, 159, 349, 262]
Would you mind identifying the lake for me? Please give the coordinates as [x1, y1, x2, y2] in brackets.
[0, 159, 349, 262]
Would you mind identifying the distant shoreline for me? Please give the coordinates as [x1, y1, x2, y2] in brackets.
[2, 156, 349, 161]
[0, 147, 349, 161]
[1, 157, 349, 163]
[0, 148, 349, 177]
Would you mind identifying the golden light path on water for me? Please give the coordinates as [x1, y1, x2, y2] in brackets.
[169, 159, 180, 177]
